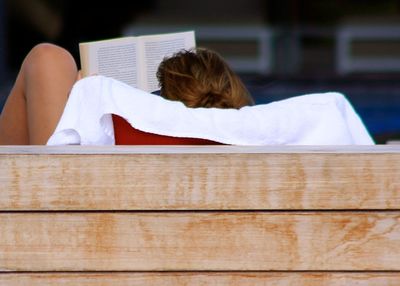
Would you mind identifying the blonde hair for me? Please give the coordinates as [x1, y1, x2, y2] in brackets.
[156, 48, 254, 109]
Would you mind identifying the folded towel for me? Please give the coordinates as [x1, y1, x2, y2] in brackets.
[47, 76, 374, 145]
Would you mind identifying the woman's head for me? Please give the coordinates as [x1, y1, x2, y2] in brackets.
[156, 48, 254, 109]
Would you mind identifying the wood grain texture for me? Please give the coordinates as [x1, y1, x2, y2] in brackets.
[1, 212, 399, 271]
[1, 152, 400, 210]
[2, 272, 400, 286]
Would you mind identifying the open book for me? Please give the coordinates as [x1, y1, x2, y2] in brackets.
[79, 31, 195, 92]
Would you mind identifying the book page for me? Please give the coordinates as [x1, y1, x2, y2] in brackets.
[79, 37, 140, 88]
[139, 31, 196, 92]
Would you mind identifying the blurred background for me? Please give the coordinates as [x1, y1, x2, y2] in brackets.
[1, 0, 400, 143]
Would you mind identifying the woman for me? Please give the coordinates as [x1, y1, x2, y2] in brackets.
[0, 44, 253, 145]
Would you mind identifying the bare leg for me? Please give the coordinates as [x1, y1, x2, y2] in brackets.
[0, 43, 78, 145]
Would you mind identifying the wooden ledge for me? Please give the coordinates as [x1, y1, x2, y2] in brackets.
[1, 145, 400, 210]
[1, 145, 400, 281]
[1, 145, 400, 154]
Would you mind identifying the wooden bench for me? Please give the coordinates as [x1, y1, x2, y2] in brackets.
[1, 145, 400, 285]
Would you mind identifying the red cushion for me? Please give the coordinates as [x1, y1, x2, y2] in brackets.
[112, 114, 221, 145]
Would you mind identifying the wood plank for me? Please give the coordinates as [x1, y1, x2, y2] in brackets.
[1, 151, 400, 210]
[1, 212, 399, 271]
[2, 145, 400, 154]
[2, 272, 400, 286]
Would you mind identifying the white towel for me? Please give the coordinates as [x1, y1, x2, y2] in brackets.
[47, 76, 374, 145]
